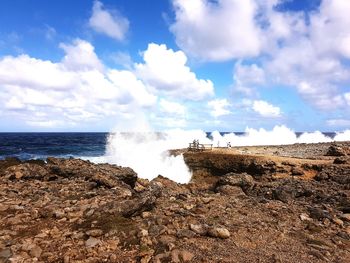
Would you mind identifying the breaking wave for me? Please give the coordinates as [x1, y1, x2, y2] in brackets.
[105, 125, 350, 183]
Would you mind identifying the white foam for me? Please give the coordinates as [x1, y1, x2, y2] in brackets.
[104, 125, 350, 183]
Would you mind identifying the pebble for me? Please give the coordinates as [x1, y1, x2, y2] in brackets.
[207, 227, 230, 239]
[85, 237, 101, 248]
[30, 245, 42, 258]
[340, 214, 350, 222]
[0, 248, 12, 260]
[190, 224, 207, 235]
[300, 213, 312, 221]
[332, 217, 344, 227]
[86, 229, 103, 237]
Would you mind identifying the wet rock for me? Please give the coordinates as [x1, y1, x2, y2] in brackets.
[207, 227, 230, 239]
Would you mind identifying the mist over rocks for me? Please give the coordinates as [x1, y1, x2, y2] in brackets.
[0, 142, 350, 262]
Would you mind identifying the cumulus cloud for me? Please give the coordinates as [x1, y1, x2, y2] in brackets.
[159, 99, 186, 116]
[228, 0, 350, 113]
[89, 0, 129, 41]
[135, 43, 214, 100]
[170, 0, 262, 61]
[252, 100, 281, 118]
[0, 39, 217, 130]
[208, 99, 231, 118]
[0, 39, 156, 128]
[232, 62, 265, 96]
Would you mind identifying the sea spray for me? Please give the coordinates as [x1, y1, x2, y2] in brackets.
[104, 125, 350, 183]
[105, 129, 209, 183]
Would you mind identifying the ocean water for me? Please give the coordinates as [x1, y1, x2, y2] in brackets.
[0, 131, 338, 161]
[0, 133, 108, 160]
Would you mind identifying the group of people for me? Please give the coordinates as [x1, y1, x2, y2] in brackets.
[192, 139, 200, 148]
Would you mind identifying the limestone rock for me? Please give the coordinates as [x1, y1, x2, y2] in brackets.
[207, 227, 230, 239]
[85, 237, 101, 248]
[86, 229, 103, 237]
[29, 245, 42, 258]
[189, 224, 208, 235]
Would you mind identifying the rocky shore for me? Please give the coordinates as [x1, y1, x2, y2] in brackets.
[0, 142, 350, 262]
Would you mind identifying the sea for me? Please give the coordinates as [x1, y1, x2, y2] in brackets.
[0, 132, 338, 161]
[0, 133, 108, 161]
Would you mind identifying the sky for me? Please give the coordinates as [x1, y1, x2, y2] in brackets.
[0, 0, 349, 132]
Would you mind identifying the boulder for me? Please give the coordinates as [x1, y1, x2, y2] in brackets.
[291, 167, 304, 176]
[4, 163, 48, 180]
[334, 157, 348, 164]
[326, 145, 346, 156]
[216, 172, 254, 191]
[46, 158, 137, 188]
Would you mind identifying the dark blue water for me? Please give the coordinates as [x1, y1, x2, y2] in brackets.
[0, 133, 108, 160]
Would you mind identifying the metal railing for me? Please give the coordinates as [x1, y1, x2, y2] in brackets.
[188, 143, 213, 151]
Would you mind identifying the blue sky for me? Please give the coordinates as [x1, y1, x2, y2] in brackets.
[0, 0, 349, 132]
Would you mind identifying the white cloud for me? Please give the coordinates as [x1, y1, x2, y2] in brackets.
[108, 70, 157, 107]
[89, 0, 129, 41]
[233, 62, 265, 96]
[0, 39, 217, 130]
[229, 0, 350, 113]
[208, 99, 231, 118]
[0, 39, 157, 128]
[60, 39, 104, 72]
[327, 119, 350, 127]
[345, 92, 350, 105]
[135, 43, 214, 100]
[170, 0, 262, 61]
[252, 100, 281, 118]
[159, 99, 186, 116]
[310, 0, 350, 59]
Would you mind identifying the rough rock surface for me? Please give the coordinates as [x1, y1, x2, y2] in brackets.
[0, 142, 350, 262]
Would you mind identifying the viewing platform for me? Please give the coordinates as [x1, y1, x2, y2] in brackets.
[188, 142, 213, 151]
